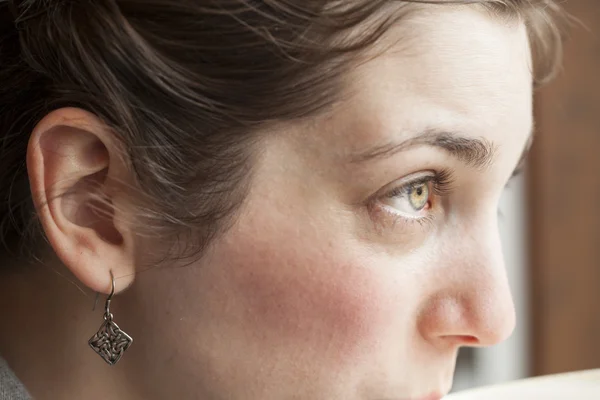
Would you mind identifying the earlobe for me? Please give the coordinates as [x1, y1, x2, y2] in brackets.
[26, 108, 136, 294]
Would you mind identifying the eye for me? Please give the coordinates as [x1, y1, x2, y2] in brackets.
[372, 169, 454, 222]
[380, 179, 434, 218]
[407, 182, 430, 211]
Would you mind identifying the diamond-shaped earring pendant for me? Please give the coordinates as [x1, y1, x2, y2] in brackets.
[89, 313, 133, 365]
[89, 271, 133, 365]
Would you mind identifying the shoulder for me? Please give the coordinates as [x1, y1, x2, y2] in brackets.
[0, 357, 31, 400]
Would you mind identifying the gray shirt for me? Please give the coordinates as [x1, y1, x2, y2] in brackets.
[0, 358, 30, 400]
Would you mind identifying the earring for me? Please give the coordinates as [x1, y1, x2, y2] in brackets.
[88, 271, 133, 365]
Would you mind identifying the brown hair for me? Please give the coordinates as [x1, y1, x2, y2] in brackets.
[0, 0, 565, 263]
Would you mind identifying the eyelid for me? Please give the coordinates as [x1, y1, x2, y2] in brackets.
[371, 169, 454, 217]
[365, 169, 455, 237]
[376, 169, 455, 200]
[376, 171, 438, 198]
[383, 174, 435, 199]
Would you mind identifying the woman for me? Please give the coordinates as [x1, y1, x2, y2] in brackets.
[0, 1, 564, 399]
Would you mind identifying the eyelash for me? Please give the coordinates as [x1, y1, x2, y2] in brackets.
[370, 160, 523, 230]
[372, 169, 455, 228]
[384, 169, 454, 200]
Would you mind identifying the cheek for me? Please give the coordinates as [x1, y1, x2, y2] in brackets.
[218, 230, 396, 364]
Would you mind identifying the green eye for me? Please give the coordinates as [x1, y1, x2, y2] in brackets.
[408, 182, 430, 211]
[376, 170, 453, 223]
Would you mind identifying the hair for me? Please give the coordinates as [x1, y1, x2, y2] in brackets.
[0, 0, 565, 264]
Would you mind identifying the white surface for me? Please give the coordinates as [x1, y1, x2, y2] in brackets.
[447, 370, 600, 399]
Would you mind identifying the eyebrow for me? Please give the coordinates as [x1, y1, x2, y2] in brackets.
[348, 129, 498, 169]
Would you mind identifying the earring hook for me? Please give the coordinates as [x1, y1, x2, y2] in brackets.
[91, 270, 115, 318]
[105, 270, 115, 318]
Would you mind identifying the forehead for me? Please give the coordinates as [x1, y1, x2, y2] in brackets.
[306, 5, 533, 161]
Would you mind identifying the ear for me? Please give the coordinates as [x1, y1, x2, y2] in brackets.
[26, 108, 136, 295]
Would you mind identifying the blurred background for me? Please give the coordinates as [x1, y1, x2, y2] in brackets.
[452, 0, 600, 391]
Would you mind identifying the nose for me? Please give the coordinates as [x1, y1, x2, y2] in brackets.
[417, 217, 516, 349]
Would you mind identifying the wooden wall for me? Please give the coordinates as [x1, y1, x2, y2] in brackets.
[529, 0, 600, 376]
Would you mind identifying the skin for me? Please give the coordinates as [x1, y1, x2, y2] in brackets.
[0, 5, 532, 400]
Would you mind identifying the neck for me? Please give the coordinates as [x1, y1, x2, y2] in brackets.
[0, 263, 143, 400]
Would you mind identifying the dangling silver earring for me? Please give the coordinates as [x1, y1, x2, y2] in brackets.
[88, 270, 133, 365]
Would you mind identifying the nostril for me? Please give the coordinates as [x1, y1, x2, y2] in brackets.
[458, 335, 478, 345]
[441, 335, 479, 346]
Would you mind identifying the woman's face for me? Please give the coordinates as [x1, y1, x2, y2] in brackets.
[123, 6, 531, 400]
